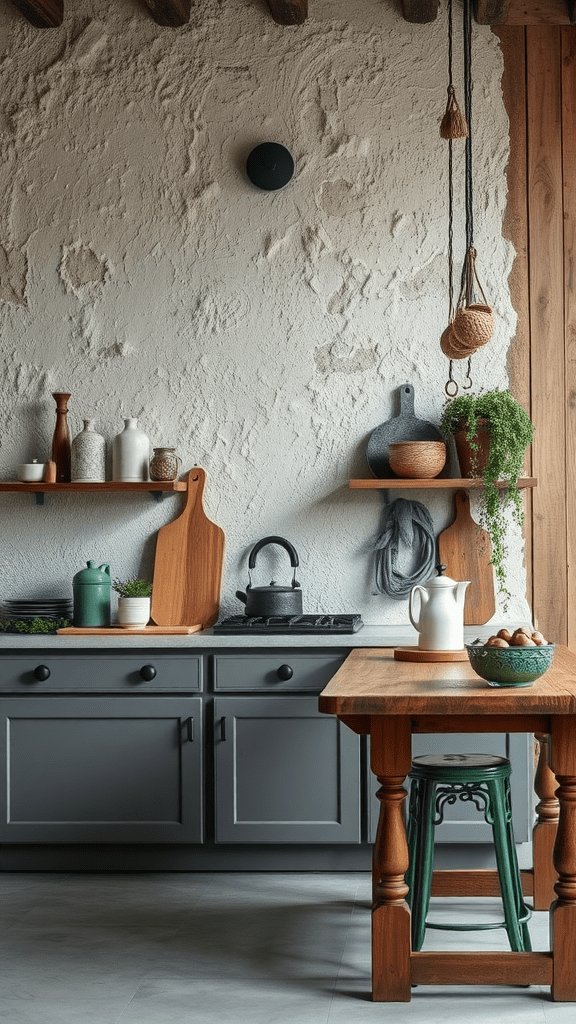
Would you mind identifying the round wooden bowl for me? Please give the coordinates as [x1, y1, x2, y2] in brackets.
[388, 441, 447, 479]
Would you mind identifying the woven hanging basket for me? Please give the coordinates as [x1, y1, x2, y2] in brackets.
[451, 303, 495, 349]
[440, 322, 479, 360]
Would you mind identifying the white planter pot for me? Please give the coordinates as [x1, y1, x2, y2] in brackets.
[117, 596, 151, 629]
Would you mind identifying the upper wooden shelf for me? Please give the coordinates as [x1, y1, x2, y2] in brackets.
[0, 480, 187, 505]
[349, 477, 537, 489]
[0, 480, 187, 493]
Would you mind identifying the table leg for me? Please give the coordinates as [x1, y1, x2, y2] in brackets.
[549, 717, 576, 1000]
[533, 734, 559, 910]
[370, 716, 412, 1002]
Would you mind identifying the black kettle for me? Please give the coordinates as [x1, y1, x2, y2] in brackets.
[236, 536, 303, 617]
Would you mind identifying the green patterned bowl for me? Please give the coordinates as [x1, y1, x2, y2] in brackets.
[465, 642, 556, 687]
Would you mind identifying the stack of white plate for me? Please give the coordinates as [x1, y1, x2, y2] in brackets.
[2, 598, 73, 621]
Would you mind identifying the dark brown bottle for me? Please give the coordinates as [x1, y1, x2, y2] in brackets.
[51, 392, 72, 482]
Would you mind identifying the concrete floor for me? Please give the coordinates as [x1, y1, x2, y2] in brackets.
[0, 871, 571, 1023]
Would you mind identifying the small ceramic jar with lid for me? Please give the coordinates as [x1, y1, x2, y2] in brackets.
[149, 447, 181, 482]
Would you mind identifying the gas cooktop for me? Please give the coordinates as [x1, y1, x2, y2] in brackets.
[213, 613, 364, 635]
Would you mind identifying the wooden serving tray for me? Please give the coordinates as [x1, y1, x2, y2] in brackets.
[57, 625, 202, 635]
[394, 646, 468, 662]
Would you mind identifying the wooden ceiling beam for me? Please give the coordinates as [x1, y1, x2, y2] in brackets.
[138, 0, 191, 26]
[476, 0, 572, 22]
[10, 0, 63, 26]
[400, 0, 440, 23]
[267, 0, 308, 25]
[401, 0, 574, 22]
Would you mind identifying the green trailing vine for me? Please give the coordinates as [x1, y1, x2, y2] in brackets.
[439, 389, 534, 607]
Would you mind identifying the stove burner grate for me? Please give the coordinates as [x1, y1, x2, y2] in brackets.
[213, 613, 363, 635]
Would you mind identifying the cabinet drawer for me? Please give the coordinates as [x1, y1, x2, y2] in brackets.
[212, 653, 346, 691]
[0, 654, 202, 692]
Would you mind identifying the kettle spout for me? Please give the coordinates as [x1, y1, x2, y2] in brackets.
[456, 581, 470, 608]
[236, 591, 248, 605]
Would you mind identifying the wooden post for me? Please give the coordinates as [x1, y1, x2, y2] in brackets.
[370, 716, 412, 1002]
[549, 716, 576, 1000]
[533, 734, 559, 909]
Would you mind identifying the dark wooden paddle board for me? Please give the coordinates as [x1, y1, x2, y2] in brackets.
[151, 468, 225, 628]
[366, 383, 442, 478]
[438, 489, 496, 625]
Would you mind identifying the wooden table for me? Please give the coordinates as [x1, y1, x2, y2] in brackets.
[318, 646, 576, 1001]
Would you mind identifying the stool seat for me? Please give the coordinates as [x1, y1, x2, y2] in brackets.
[405, 752, 532, 953]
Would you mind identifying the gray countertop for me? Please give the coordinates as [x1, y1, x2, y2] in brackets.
[0, 623, 519, 651]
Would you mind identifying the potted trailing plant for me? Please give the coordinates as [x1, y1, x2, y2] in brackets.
[439, 389, 534, 605]
[112, 577, 152, 629]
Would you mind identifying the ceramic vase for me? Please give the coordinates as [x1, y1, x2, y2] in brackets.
[51, 392, 72, 483]
[71, 420, 106, 482]
[72, 560, 111, 627]
[112, 418, 150, 482]
[117, 596, 151, 629]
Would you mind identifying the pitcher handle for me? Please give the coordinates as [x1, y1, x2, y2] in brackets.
[408, 586, 423, 631]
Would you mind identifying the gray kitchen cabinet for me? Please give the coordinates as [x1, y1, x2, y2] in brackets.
[0, 696, 203, 843]
[214, 696, 361, 843]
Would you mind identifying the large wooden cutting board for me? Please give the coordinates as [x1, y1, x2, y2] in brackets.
[151, 468, 225, 628]
[438, 489, 496, 625]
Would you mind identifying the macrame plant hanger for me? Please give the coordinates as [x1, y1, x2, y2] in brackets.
[440, 0, 495, 397]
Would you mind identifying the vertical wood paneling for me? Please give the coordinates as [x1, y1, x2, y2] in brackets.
[562, 27, 576, 650]
[526, 27, 567, 642]
[496, 27, 533, 608]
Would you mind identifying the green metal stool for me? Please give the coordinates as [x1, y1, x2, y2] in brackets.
[405, 753, 532, 952]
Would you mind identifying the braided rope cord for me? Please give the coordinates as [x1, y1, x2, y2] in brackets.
[374, 498, 437, 600]
[445, 0, 474, 396]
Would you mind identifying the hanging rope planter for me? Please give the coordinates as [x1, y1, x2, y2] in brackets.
[440, 0, 495, 397]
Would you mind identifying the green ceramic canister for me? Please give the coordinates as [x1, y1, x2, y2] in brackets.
[73, 560, 111, 627]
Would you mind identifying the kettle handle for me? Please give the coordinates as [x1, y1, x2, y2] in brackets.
[247, 536, 300, 590]
[408, 586, 424, 631]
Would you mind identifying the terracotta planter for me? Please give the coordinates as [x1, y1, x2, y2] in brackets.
[454, 417, 492, 478]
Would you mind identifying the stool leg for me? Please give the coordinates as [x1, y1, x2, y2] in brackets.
[405, 777, 435, 951]
[488, 779, 531, 952]
[501, 777, 532, 952]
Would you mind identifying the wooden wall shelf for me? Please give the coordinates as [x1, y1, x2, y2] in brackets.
[0, 480, 187, 505]
[349, 477, 537, 489]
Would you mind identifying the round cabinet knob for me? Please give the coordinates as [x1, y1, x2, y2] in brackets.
[139, 665, 157, 681]
[34, 665, 50, 681]
[277, 664, 293, 681]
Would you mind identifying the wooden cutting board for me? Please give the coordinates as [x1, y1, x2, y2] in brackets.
[57, 626, 202, 635]
[438, 489, 496, 625]
[366, 383, 443, 478]
[151, 468, 225, 628]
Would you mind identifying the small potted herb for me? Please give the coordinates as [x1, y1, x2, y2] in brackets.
[439, 389, 534, 605]
[112, 577, 152, 629]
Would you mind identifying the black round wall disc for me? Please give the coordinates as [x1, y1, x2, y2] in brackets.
[246, 143, 294, 191]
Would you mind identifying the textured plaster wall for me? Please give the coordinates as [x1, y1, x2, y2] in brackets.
[0, 0, 531, 624]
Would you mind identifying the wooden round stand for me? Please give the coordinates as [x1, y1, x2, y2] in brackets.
[394, 647, 468, 662]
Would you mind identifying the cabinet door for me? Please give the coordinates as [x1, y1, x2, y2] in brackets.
[0, 697, 202, 843]
[214, 696, 361, 844]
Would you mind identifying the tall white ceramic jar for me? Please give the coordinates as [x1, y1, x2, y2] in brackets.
[112, 418, 150, 482]
[71, 419, 106, 482]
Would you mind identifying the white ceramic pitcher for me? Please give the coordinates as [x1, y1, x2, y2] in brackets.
[409, 565, 470, 651]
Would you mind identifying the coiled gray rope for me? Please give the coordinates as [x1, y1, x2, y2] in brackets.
[375, 498, 437, 600]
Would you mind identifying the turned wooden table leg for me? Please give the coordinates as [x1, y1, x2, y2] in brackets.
[533, 733, 559, 910]
[549, 717, 576, 1000]
[370, 715, 412, 1002]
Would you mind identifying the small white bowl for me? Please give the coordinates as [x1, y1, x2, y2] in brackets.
[17, 461, 46, 482]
